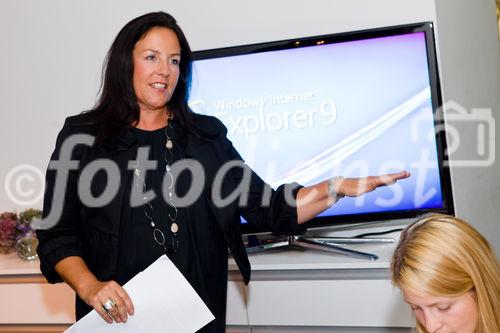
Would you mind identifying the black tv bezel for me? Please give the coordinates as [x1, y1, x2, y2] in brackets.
[192, 22, 454, 234]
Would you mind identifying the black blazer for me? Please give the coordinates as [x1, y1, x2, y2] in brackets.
[36, 111, 304, 289]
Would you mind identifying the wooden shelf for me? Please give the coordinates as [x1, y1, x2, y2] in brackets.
[0, 324, 69, 333]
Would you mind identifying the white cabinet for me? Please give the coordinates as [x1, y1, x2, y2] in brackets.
[246, 278, 411, 327]
[227, 226, 415, 331]
[226, 279, 249, 326]
[0, 226, 415, 332]
[0, 253, 73, 332]
[0, 281, 75, 324]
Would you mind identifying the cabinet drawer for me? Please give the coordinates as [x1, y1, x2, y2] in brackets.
[0, 282, 75, 324]
[0, 279, 246, 326]
[226, 281, 248, 325]
[246, 279, 413, 327]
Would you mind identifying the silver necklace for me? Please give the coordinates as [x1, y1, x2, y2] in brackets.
[133, 120, 179, 253]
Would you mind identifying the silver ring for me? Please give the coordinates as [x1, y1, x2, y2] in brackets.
[103, 298, 116, 311]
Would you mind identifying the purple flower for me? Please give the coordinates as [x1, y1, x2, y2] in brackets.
[16, 223, 35, 241]
[0, 210, 40, 254]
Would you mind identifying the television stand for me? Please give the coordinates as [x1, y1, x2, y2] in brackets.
[245, 235, 396, 260]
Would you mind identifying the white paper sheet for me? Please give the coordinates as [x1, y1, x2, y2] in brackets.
[64, 255, 215, 333]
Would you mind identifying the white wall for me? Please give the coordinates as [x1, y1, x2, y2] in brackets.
[0, 0, 435, 207]
[434, 0, 500, 251]
[1, 0, 498, 250]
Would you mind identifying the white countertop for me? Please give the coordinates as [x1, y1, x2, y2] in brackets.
[1, 223, 407, 276]
[0, 252, 41, 275]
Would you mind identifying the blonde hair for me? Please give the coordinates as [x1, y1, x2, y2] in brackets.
[391, 213, 500, 333]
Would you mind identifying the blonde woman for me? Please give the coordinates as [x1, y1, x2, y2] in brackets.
[391, 213, 500, 333]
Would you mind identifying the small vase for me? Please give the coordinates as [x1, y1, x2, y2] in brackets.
[15, 235, 38, 261]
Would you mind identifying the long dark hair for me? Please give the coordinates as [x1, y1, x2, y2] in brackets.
[92, 12, 197, 143]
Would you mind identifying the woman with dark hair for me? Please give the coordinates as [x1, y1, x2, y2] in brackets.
[36, 11, 410, 332]
[89, 11, 197, 142]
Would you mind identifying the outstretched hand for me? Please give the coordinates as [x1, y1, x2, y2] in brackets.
[296, 170, 410, 223]
[335, 171, 411, 197]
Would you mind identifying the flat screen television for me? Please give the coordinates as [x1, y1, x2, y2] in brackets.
[189, 22, 454, 235]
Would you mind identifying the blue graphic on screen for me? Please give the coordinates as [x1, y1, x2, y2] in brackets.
[189, 32, 444, 219]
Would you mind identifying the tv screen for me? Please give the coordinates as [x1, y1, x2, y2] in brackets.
[189, 22, 453, 233]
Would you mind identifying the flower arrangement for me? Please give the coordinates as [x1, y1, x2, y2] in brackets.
[0, 209, 41, 254]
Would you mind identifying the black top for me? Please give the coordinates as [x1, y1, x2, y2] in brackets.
[37, 112, 305, 333]
[116, 121, 228, 333]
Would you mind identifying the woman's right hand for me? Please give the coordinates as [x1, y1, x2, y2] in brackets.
[78, 279, 135, 324]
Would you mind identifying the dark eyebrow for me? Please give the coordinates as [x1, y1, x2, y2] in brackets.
[143, 49, 181, 57]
